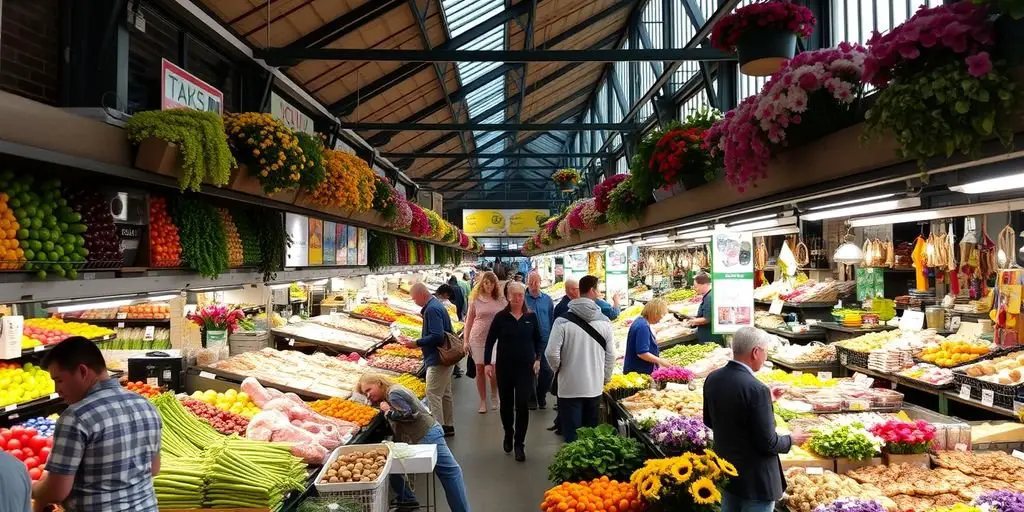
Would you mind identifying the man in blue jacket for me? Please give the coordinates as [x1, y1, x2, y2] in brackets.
[525, 271, 554, 409]
[402, 283, 456, 436]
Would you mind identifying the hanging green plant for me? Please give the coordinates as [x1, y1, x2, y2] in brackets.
[368, 231, 396, 271]
[294, 132, 327, 192]
[171, 195, 229, 278]
[606, 176, 650, 225]
[252, 209, 290, 281]
[126, 109, 236, 192]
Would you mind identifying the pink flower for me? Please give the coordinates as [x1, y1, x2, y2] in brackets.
[966, 51, 993, 77]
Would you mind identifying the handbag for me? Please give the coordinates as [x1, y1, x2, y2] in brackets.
[466, 354, 477, 378]
[437, 330, 466, 367]
[551, 312, 608, 396]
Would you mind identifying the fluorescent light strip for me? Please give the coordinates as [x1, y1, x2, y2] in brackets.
[752, 226, 801, 237]
[677, 225, 712, 236]
[848, 199, 1024, 227]
[728, 216, 798, 232]
[677, 229, 715, 239]
[56, 299, 133, 313]
[949, 173, 1024, 194]
[691, 237, 712, 243]
[807, 193, 896, 210]
[643, 235, 670, 244]
[802, 197, 921, 221]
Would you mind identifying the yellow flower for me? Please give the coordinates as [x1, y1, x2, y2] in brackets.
[689, 477, 721, 505]
[638, 475, 662, 500]
[670, 458, 694, 483]
[260, 170, 268, 177]
[686, 453, 707, 472]
[718, 458, 738, 477]
[705, 458, 722, 480]
[252, 149, 260, 156]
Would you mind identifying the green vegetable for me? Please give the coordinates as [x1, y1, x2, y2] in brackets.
[368, 231, 396, 271]
[125, 109, 236, 192]
[548, 424, 644, 484]
[807, 424, 881, 460]
[229, 207, 262, 266]
[661, 343, 719, 367]
[171, 195, 228, 278]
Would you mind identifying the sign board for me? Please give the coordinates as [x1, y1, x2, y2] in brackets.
[308, 218, 323, 265]
[323, 221, 336, 265]
[270, 92, 314, 135]
[711, 229, 754, 334]
[284, 213, 309, 267]
[463, 209, 550, 236]
[357, 228, 368, 266]
[336, 224, 348, 265]
[899, 310, 925, 331]
[605, 245, 629, 304]
[161, 59, 223, 114]
[565, 252, 589, 283]
[347, 226, 358, 265]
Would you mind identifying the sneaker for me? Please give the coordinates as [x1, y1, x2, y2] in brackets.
[546, 423, 559, 432]
[443, 426, 455, 437]
[503, 437, 513, 454]
[514, 445, 526, 462]
[538, 401, 548, 409]
[393, 500, 420, 512]
[528, 401, 538, 411]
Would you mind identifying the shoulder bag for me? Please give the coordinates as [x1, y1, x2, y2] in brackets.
[437, 329, 466, 367]
[551, 312, 608, 396]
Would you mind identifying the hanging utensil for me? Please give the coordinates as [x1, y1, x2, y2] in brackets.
[795, 238, 810, 268]
[998, 224, 1016, 268]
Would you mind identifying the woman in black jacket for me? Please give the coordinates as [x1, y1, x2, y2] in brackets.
[484, 281, 542, 462]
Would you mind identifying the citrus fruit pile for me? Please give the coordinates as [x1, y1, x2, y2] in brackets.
[217, 208, 244, 267]
[188, 388, 261, 418]
[0, 190, 25, 269]
[148, 196, 181, 267]
[23, 317, 113, 345]
[0, 362, 55, 407]
[124, 381, 162, 399]
[541, 477, 645, 512]
[308, 397, 379, 426]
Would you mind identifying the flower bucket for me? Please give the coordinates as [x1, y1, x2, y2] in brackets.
[204, 328, 228, 349]
[995, 15, 1024, 65]
[882, 452, 930, 468]
[737, 28, 797, 76]
[652, 182, 686, 202]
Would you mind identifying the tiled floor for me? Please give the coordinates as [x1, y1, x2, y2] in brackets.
[409, 372, 562, 512]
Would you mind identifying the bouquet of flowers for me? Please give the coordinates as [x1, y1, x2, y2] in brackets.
[187, 304, 245, 334]
[390, 198, 413, 232]
[710, 0, 815, 53]
[814, 498, 887, 512]
[632, 408, 682, 432]
[552, 168, 582, 189]
[868, 419, 935, 454]
[556, 216, 573, 239]
[544, 217, 561, 240]
[975, 490, 1024, 511]
[372, 176, 399, 221]
[459, 231, 470, 249]
[409, 203, 431, 237]
[808, 424, 882, 460]
[313, 149, 375, 211]
[704, 96, 767, 192]
[649, 416, 712, 453]
[593, 174, 628, 213]
[606, 176, 650, 224]
[652, 366, 695, 384]
[648, 127, 713, 187]
[223, 112, 307, 194]
[568, 198, 604, 231]
[630, 451, 736, 509]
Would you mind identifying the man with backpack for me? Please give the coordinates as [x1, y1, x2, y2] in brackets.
[544, 275, 616, 443]
[402, 283, 456, 437]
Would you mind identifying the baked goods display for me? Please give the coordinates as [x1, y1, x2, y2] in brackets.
[310, 314, 392, 340]
[783, 468, 896, 512]
[957, 350, 1024, 386]
[272, 322, 380, 352]
[772, 343, 837, 364]
[842, 456, 1024, 509]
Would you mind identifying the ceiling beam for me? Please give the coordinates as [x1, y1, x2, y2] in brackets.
[283, 0, 405, 50]
[513, 0, 538, 182]
[259, 47, 734, 64]
[343, 122, 636, 131]
[384, 151, 610, 158]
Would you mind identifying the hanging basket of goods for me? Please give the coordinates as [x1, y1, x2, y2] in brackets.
[593, 173, 628, 214]
[705, 43, 867, 192]
[552, 168, 582, 192]
[606, 176, 651, 225]
[310, 149, 376, 212]
[223, 113, 307, 195]
[408, 203, 431, 237]
[372, 176, 399, 222]
[710, 0, 816, 76]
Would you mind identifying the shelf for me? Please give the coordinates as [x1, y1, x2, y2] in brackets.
[755, 300, 838, 309]
[272, 327, 388, 355]
[73, 318, 171, 326]
[767, 357, 838, 373]
[942, 390, 1018, 419]
[17, 333, 116, 358]
[818, 322, 898, 334]
[762, 326, 827, 340]
[658, 332, 696, 349]
[0, 393, 63, 424]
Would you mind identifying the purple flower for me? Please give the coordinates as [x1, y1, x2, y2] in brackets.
[976, 490, 1024, 512]
[648, 416, 712, 452]
[814, 498, 887, 512]
[966, 51, 993, 77]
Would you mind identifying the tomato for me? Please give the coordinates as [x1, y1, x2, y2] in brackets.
[28, 467, 42, 481]
[8, 449, 24, 461]
[38, 446, 50, 463]
[28, 435, 47, 452]
[23, 457, 38, 470]
[6, 438, 22, 450]
[21, 448, 33, 458]
[9, 426, 25, 437]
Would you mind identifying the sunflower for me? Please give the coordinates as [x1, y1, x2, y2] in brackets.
[704, 458, 722, 480]
[687, 453, 707, 472]
[670, 458, 694, 483]
[689, 476, 721, 505]
[718, 458, 738, 477]
[638, 474, 663, 500]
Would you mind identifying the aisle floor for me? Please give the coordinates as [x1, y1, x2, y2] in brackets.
[409, 372, 561, 512]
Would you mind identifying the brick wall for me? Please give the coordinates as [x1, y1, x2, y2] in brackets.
[0, 0, 61, 105]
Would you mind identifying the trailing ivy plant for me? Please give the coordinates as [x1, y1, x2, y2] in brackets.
[251, 209, 291, 282]
[606, 176, 650, 225]
[171, 195, 228, 278]
[125, 109, 235, 192]
[547, 425, 644, 484]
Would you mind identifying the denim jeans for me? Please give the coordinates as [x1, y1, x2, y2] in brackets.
[721, 491, 775, 512]
[558, 396, 600, 443]
[390, 424, 471, 512]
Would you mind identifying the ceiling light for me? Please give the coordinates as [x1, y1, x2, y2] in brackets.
[725, 212, 779, 224]
[848, 199, 1024, 227]
[55, 299, 133, 313]
[949, 173, 1024, 194]
[677, 229, 715, 239]
[677, 225, 712, 236]
[644, 235, 670, 244]
[751, 226, 801, 237]
[807, 193, 896, 210]
[727, 216, 798, 232]
[802, 197, 921, 221]
[146, 294, 180, 302]
[691, 237, 712, 243]
[833, 226, 863, 264]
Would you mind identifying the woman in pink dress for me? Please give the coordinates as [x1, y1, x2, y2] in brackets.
[463, 271, 507, 413]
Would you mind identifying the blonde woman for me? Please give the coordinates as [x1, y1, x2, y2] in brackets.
[463, 271, 506, 413]
[623, 298, 671, 374]
[356, 374, 470, 512]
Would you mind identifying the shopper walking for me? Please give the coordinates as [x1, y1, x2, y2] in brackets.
[401, 283, 456, 436]
[704, 327, 793, 512]
[0, 451, 30, 512]
[623, 299, 672, 374]
[463, 271, 506, 413]
[582, 279, 621, 321]
[525, 271, 554, 409]
[545, 275, 615, 443]
[447, 276, 467, 321]
[483, 282, 543, 462]
[357, 374, 470, 512]
[552, 278, 579, 319]
[33, 337, 161, 512]
[458, 273, 472, 308]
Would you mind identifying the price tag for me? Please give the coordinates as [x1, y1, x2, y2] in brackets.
[899, 310, 925, 331]
[8, 413, 18, 420]
[817, 371, 832, 380]
[288, 339, 295, 347]
[33, 345, 45, 352]
[891, 380, 898, 390]
[806, 467, 824, 475]
[3, 404, 16, 412]
[981, 389, 995, 407]
[143, 326, 155, 341]
[793, 371, 803, 377]
[840, 353, 848, 365]
[117, 322, 125, 329]
[116, 312, 128, 319]
[769, 299, 784, 315]
[49, 393, 58, 400]
[1013, 450, 1024, 461]
[960, 384, 972, 400]
[199, 371, 216, 380]
[955, 443, 968, 452]
[146, 377, 159, 387]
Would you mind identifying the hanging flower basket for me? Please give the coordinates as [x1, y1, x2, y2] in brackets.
[710, 0, 816, 76]
[552, 168, 581, 192]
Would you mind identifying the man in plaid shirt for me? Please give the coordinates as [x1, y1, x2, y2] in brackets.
[32, 337, 161, 512]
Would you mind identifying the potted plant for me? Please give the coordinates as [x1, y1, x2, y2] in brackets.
[651, 367, 695, 389]
[552, 168, 582, 192]
[187, 303, 244, 350]
[862, 2, 1020, 169]
[606, 176, 651, 225]
[125, 109, 235, 192]
[307, 149, 375, 214]
[593, 173, 628, 214]
[223, 112, 307, 202]
[807, 424, 882, 473]
[630, 451, 737, 511]
[710, 0, 816, 76]
[869, 420, 936, 467]
[648, 416, 713, 455]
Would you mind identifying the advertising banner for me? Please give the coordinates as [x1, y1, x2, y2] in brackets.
[462, 209, 549, 236]
[711, 229, 755, 334]
[308, 218, 323, 265]
[336, 224, 348, 265]
[270, 92, 314, 135]
[323, 221, 336, 265]
[284, 213, 308, 267]
[605, 245, 629, 303]
[161, 59, 223, 114]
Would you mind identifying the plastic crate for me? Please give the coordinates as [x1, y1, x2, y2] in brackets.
[302, 490, 387, 512]
[314, 444, 392, 512]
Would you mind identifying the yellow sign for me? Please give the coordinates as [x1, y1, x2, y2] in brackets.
[463, 209, 549, 236]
